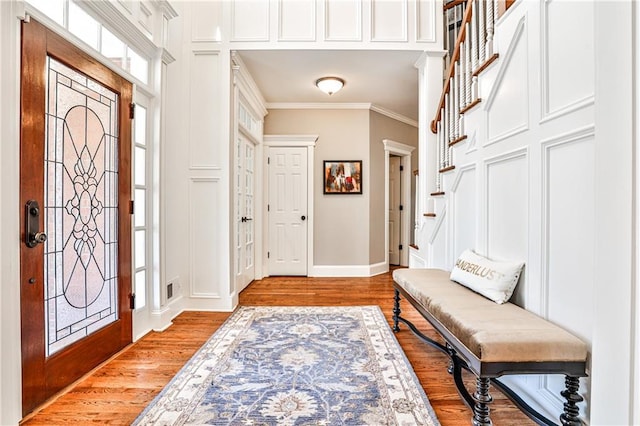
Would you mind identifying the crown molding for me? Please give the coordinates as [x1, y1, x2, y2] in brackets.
[231, 52, 268, 118]
[266, 103, 417, 128]
[151, 0, 178, 19]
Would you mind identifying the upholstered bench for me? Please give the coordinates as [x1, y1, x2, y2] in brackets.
[392, 268, 588, 426]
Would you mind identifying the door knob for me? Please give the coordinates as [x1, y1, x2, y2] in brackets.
[301, 215, 306, 221]
[25, 200, 47, 248]
[241, 217, 253, 222]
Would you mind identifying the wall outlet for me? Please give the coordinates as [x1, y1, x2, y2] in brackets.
[167, 282, 173, 299]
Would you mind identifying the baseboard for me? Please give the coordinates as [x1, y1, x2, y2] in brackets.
[310, 262, 388, 277]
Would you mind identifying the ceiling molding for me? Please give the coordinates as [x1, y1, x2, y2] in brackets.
[370, 104, 418, 128]
[266, 102, 417, 128]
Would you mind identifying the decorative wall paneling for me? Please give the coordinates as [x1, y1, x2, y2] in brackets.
[414, 0, 598, 421]
[222, 0, 439, 47]
[484, 16, 528, 146]
[190, 2, 223, 42]
[189, 177, 222, 299]
[371, 0, 407, 42]
[540, 0, 594, 123]
[449, 163, 476, 263]
[189, 51, 222, 170]
[325, 0, 362, 41]
[231, 0, 270, 41]
[278, 0, 316, 41]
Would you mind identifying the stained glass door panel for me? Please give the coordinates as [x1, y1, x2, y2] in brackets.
[44, 57, 119, 356]
[20, 20, 132, 415]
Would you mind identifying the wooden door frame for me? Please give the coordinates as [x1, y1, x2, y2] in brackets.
[20, 19, 133, 415]
[263, 135, 317, 277]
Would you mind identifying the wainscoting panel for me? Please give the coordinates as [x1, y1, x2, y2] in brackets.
[231, 0, 270, 41]
[428, 205, 448, 269]
[189, 178, 222, 298]
[191, 2, 222, 42]
[540, 128, 595, 413]
[485, 149, 528, 304]
[371, 0, 407, 42]
[278, 0, 316, 41]
[324, 0, 362, 41]
[416, 0, 436, 42]
[541, 0, 594, 121]
[542, 128, 595, 342]
[451, 164, 476, 262]
[189, 52, 221, 169]
[485, 17, 528, 145]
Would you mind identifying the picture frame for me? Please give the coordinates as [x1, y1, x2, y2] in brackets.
[323, 160, 362, 194]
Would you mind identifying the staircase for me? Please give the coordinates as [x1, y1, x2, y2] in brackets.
[414, 0, 514, 263]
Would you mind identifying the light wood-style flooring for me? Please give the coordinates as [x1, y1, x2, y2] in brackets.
[21, 271, 535, 425]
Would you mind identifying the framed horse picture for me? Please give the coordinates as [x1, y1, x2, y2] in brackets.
[323, 160, 362, 194]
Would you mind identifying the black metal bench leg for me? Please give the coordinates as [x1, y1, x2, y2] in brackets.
[392, 289, 401, 332]
[472, 377, 493, 426]
[560, 375, 583, 426]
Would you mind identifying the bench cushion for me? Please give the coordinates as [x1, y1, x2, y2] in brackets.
[393, 268, 588, 363]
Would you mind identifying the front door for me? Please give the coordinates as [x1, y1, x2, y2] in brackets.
[268, 147, 308, 275]
[235, 132, 256, 291]
[20, 20, 133, 415]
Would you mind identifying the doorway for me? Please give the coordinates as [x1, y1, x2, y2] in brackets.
[388, 155, 402, 265]
[383, 139, 415, 268]
[263, 135, 317, 276]
[235, 132, 257, 291]
[20, 20, 133, 415]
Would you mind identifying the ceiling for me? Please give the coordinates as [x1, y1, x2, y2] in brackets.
[237, 50, 425, 122]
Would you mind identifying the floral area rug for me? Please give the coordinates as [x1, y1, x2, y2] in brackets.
[133, 306, 440, 425]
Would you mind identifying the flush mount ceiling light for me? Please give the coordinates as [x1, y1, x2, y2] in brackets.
[315, 77, 345, 95]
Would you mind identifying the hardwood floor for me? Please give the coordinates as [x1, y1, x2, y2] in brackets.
[21, 271, 535, 425]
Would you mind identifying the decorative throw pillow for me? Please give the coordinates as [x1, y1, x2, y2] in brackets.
[450, 249, 524, 304]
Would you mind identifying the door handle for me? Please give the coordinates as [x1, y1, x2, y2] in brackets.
[301, 215, 306, 221]
[25, 200, 47, 248]
[241, 217, 253, 222]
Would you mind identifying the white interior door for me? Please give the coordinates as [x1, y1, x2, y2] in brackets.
[235, 133, 256, 291]
[389, 156, 401, 265]
[268, 147, 308, 275]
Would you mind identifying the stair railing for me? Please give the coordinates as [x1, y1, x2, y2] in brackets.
[432, 0, 500, 192]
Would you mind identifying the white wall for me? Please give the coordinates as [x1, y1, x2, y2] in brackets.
[413, 1, 637, 423]
[265, 109, 371, 267]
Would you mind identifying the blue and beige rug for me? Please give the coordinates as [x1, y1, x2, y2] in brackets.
[134, 306, 440, 425]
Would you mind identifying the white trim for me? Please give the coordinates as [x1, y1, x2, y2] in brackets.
[231, 51, 268, 118]
[264, 134, 319, 146]
[310, 262, 388, 277]
[266, 102, 417, 128]
[1, 2, 23, 423]
[370, 104, 418, 127]
[78, 0, 160, 59]
[383, 139, 415, 268]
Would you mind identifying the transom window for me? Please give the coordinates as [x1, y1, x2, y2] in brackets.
[25, 0, 149, 84]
